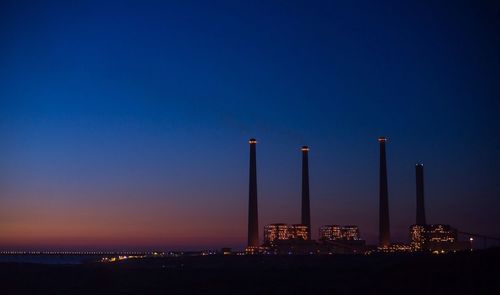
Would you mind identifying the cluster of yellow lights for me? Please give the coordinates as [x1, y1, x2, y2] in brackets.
[429, 236, 455, 242]
[290, 225, 309, 240]
[100, 255, 145, 263]
[264, 224, 310, 243]
[248, 139, 257, 144]
[264, 224, 289, 242]
[301, 146, 310, 151]
[378, 244, 413, 252]
[427, 225, 457, 243]
[409, 224, 459, 252]
[320, 225, 360, 241]
[244, 246, 268, 255]
[410, 225, 426, 250]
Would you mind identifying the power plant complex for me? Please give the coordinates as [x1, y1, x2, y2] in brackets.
[245, 137, 470, 255]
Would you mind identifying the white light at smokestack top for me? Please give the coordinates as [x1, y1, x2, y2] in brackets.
[249, 138, 257, 144]
[301, 146, 310, 151]
[378, 137, 387, 142]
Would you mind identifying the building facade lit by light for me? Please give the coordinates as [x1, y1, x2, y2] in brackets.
[264, 223, 289, 243]
[409, 224, 468, 252]
[426, 224, 457, 243]
[410, 225, 426, 251]
[264, 223, 310, 244]
[319, 225, 361, 241]
[289, 224, 309, 240]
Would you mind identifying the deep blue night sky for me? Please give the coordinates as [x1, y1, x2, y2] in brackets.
[1, 0, 499, 250]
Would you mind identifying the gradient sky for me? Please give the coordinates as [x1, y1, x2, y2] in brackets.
[1, 0, 499, 250]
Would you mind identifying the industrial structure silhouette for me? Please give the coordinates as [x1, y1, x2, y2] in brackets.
[244, 137, 485, 254]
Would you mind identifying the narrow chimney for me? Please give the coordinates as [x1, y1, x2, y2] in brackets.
[247, 138, 259, 247]
[415, 164, 426, 225]
[378, 137, 390, 247]
[301, 146, 311, 240]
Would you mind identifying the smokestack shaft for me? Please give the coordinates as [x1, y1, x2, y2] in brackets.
[301, 147, 311, 240]
[248, 139, 259, 247]
[416, 164, 426, 225]
[379, 138, 390, 247]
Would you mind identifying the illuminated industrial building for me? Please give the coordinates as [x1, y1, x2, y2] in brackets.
[264, 223, 289, 243]
[318, 225, 366, 254]
[410, 225, 426, 251]
[426, 224, 457, 243]
[342, 225, 361, 240]
[264, 223, 310, 244]
[319, 225, 361, 241]
[319, 225, 341, 240]
[242, 138, 475, 256]
[262, 224, 317, 255]
[289, 224, 309, 240]
[409, 224, 469, 252]
[408, 165, 469, 253]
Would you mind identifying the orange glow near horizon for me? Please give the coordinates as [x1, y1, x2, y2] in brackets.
[0, 193, 246, 250]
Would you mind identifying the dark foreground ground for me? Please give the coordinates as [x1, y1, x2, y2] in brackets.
[1, 248, 499, 295]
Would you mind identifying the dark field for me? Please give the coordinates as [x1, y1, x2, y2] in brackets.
[1, 248, 499, 295]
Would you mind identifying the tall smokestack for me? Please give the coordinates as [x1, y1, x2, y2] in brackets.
[378, 137, 390, 247]
[301, 146, 311, 240]
[415, 163, 426, 225]
[247, 138, 259, 247]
